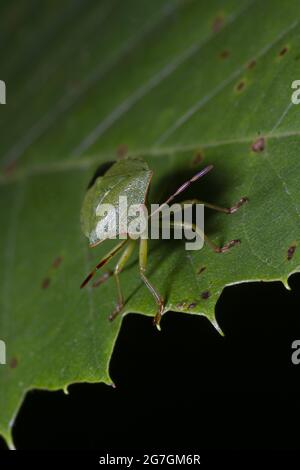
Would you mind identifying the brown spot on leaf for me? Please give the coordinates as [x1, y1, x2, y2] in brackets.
[251, 137, 265, 152]
[92, 270, 113, 287]
[219, 49, 230, 59]
[279, 46, 289, 57]
[42, 277, 51, 289]
[247, 59, 256, 69]
[116, 144, 128, 159]
[188, 302, 197, 309]
[192, 151, 204, 166]
[3, 160, 17, 177]
[52, 256, 63, 268]
[10, 357, 18, 369]
[287, 244, 296, 261]
[176, 301, 188, 310]
[201, 290, 211, 300]
[212, 15, 224, 32]
[235, 80, 245, 92]
[197, 266, 206, 275]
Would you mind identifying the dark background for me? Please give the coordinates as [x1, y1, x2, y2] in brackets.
[1, 274, 300, 450]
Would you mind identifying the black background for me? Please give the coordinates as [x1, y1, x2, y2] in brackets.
[1, 274, 300, 451]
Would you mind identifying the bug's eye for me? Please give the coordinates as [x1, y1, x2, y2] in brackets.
[87, 161, 116, 189]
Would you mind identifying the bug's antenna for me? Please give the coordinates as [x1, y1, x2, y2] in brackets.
[80, 239, 127, 288]
[150, 164, 213, 218]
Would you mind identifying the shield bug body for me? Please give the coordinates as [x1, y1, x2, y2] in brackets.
[80, 158, 247, 329]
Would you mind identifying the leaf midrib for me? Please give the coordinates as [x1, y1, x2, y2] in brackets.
[1, 128, 299, 185]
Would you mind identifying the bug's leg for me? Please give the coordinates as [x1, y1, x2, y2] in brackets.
[171, 221, 240, 254]
[80, 239, 128, 288]
[109, 239, 136, 322]
[149, 165, 213, 219]
[167, 197, 247, 252]
[203, 232, 240, 253]
[204, 198, 248, 214]
[139, 238, 164, 331]
[178, 197, 248, 214]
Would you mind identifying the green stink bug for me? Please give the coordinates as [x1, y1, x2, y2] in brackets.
[80, 157, 247, 329]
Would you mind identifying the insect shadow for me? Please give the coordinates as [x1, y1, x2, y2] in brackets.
[144, 165, 234, 303]
[87, 161, 115, 189]
[149, 164, 233, 236]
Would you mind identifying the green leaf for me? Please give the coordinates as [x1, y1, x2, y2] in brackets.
[1, 0, 300, 446]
